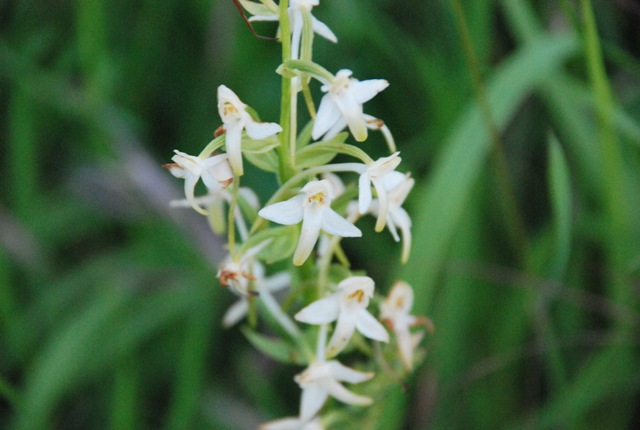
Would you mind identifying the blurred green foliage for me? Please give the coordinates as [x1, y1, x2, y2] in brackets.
[1, 0, 640, 429]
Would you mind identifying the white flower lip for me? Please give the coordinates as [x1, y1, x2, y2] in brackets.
[258, 179, 361, 266]
[217, 85, 282, 176]
[295, 276, 389, 357]
[380, 281, 430, 371]
[312, 69, 389, 142]
[294, 359, 373, 421]
[165, 150, 233, 215]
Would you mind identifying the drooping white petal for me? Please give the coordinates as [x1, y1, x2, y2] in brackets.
[326, 314, 357, 357]
[222, 299, 249, 328]
[245, 119, 283, 140]
[299, 383, 328, 422]
[295, 296, 340, 324]
[294, 203, 325, 265]
[311, 16, 337, 42]
[259, 195, 305, 225]
[224, 125, 245, 176]
[332, 88, 367, 141]
[320, 208, 361, 237]
[321, 378, 372, 406]
[351, 79, 389, 104]
[312, 96, 341, 140]
[354, 310, 389, 342]
[326, 361, 374, 384]
[358, 173, 373, 214]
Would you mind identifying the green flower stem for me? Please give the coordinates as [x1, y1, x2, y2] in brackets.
[228, 177, 241, 259]
[277, 0, 296, 183]
[198, 135, 225, 159]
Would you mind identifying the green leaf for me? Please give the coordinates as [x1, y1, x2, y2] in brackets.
[397, 32, 580, 315]
[244, 149, 279, 173]
[241, 327, 304, 365]
[547, 133, 572, 279]
[296, 132, 371, 168]
[240, 225, 298, 264]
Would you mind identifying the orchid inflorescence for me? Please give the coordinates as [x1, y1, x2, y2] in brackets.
[164, 1, 432, 428]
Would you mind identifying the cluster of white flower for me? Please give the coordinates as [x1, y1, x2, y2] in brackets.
[164, 1, 432, 428]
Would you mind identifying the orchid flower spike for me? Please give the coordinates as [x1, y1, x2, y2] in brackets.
[258, 179, 361, 266]
[217, 85, 282, 176]
[245, 0, 337, 60]
[295, 359, 374, 421]
[164, 151, 233, 215]
[380, 281, 433, 372]
[312, 69, 388, 142]
[295, 276, 389, 357]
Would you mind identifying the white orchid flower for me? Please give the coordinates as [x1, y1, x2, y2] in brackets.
[312, 69, 388, 142]
[371, 174, 414, 263]
[246, 0, 337, 60]
[164, 150, 233, 215]
[216, 240, 272, 297]
[258, 179, 361, 266]
[217, 85, 282, 176]
[294, 358, 373, 421]
[380, 281, 433, 371]
[357, 152, 402, 232]
[295, 276, 389, 357]
[222, 264, 290, 328]
[260, 415, 323, 430]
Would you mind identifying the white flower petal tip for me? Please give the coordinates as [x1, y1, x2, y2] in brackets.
[295, 359, 374, 420]
[259, 180, 360, 266]
[380, 281, 432, 372]
[216, 85, 281, 176]
[312, 69, 388, 142]
[164, 150, 234, 214]
[295, 276, 388, 358]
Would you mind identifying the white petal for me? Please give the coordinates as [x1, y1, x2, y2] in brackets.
[322, 116, 347, 140]
[320, 379, 372, 406]
[358, 173, 372, 214]
[264, 272, 291, 292]
[325, 314, 356, 357]
[373, 180, 389, 232]
[294, 204, 324, 265]
[312, 96, 341, 140]
[320, 208, 361, 237]
[259, 195, 305, 225]
[311, 16, 337, 42]
[326, 360, 374, 384]
[218, 85, 245, 112]
[351, 79, 389, 104]
[222, 299, 248, 328]
[299, 384, 328, 422]
[224, 126, 244, 176]
[355, 310, 389, 342]
[333, 90, 367, 142]
[183, 173, 207, 215]
[295, 296, 340, 324]
[245, 118, 282, 140]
